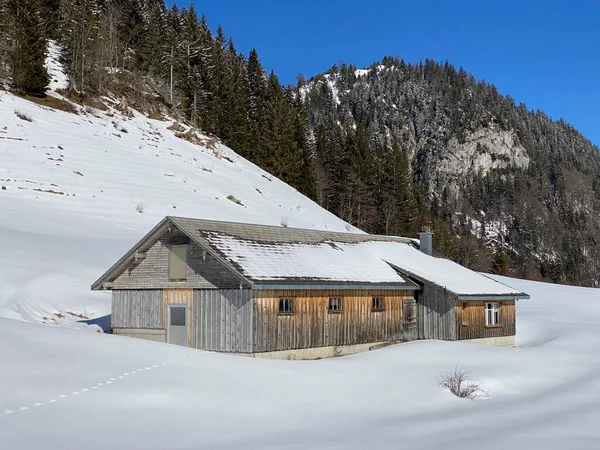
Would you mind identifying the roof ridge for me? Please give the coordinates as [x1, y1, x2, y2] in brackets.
[167, 215, 414, 242]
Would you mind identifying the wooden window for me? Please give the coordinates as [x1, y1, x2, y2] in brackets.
[372, 297, 385, 311]
[168, 245, 188, 281]
[485, 302, 500, 326]
[279, 298, 294, 314]
[328, 297, 343, 312]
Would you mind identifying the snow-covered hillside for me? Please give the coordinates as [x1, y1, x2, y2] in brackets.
[1, 277, 599, 449]
[0, 90, 357, 324]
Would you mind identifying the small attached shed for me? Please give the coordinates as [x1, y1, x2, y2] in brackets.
[92, 216, 528, 358]
[383, 240, 530, 346]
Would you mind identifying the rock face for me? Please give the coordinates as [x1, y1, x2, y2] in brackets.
[436, 128, 530, 200]
[440, 128, 530, 177]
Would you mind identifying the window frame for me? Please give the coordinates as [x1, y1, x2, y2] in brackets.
[278, 298, 295, 315]
[485, 302, 500, 327]
[372, 296, 385, 312]
[328, 297, 343, 313]
[168, 244, 188, 281]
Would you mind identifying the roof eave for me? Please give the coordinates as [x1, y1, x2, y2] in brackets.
[456, 293, 530, 301]
[251, 281, 420, 290]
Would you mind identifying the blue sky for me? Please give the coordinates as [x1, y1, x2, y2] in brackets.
[175, 1, 599, 146]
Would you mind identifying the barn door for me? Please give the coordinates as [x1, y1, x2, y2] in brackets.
[167, 304, 187, 346]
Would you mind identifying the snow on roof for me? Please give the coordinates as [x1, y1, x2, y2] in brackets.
[360, 241, 524, 296]
[206, 235, 407, 284]
[205, 229, 524, 296]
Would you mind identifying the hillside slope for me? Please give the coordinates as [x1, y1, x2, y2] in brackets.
[301, 60, 600, 286]
[1, 277, 599, 449]
[0, 90, 357, 324]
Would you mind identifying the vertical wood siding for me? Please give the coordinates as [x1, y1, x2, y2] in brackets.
[113, 229, 242, 289]
[416, 284, 457, 340]
[111, 290, 163, 329]
[252, 289, 415, 353]
[163, 289, 194, 347]
[456, 300, 516, 340]
[193, 289, 253, 353]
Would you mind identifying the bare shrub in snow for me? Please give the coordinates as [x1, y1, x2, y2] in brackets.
[280, 217, 290, 227]
[439, 364, 488, 400]
[135, 202, 146, 213]
[14, 110, 33, 122]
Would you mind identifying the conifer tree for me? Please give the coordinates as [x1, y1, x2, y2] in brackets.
[9, 0, 49, 95]
[0, 0, 11, 83]
[246, 48, 267, 159]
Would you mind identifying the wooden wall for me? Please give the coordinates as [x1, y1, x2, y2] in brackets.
[112, 229, 243, 289]
[416, 283, 457, 340]
[252, 289, 415, 353]
[112, 288, 252, 352]
[112, 290, 162, 329]
[193, 289, 253, 353]
[456, 300, 515, 340]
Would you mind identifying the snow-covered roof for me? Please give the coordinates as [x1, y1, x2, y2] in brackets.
[204, 233, 525, 296]
[205, 235, 408, 284]
[93, 216, 528, 298]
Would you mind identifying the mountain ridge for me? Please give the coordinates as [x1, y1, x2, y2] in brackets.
[300, 57, 600, 287]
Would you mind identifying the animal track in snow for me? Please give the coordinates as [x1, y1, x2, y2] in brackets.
[0, 352, 197, 418]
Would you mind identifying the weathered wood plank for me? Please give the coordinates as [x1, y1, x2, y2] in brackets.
[112, 290, 162, 329]
[252, 289, 414, 352]
[456, 300, 515, 340]
[193, 289, 253, 353]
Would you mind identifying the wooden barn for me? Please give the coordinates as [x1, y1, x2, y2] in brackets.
[92, 216, 529, 358]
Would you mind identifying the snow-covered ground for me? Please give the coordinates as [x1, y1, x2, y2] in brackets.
[0, 89, 357, 324]
[0, 277, 599, 449]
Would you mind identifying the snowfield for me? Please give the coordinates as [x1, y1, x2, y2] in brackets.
[1, 277, 599, 449]
[0, 90, 356, 324]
